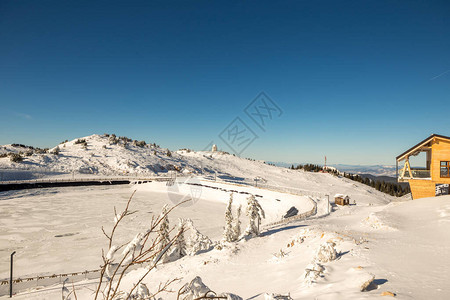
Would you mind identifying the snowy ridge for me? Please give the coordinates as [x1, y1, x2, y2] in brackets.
[0, 134, 396, 205]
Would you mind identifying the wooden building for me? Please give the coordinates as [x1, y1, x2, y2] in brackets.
[334, 194, 350, 205]
[396, 134, 450, 199]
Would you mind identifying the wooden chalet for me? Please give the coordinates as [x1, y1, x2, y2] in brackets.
[396, 134, 450, 199]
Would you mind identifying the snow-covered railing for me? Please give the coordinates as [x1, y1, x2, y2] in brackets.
[263, 197, 318, 229]
[0, 269, 100, 297]
[203, 177, 328, 198]
[0, 176, 174, 185]
[0, 261, 149, 297]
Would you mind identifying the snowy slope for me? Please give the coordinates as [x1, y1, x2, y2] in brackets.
[0, 134, 394, 205]
[4, 189, 448, 299]
[1, 134, 421, 299]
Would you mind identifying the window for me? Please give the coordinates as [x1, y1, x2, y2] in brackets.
[440, 161, 450, 178]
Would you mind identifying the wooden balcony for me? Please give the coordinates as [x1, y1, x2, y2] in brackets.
[398, 168, 431, 182]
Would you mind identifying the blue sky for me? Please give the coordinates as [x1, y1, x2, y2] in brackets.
[0, 0, 449, 165]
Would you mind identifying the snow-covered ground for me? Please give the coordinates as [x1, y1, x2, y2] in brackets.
[2, 181, 448, 299]
[1, 134, 448, 299]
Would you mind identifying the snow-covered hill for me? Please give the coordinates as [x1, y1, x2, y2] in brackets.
[0, 134, 394, 205]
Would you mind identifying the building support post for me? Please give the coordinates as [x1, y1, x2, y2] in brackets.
[396, 160, 398, 180]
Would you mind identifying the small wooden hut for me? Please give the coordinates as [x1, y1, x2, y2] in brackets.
[334, 194, 350, 206]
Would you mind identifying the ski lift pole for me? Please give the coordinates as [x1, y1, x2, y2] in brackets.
[10, 251, 16, 298]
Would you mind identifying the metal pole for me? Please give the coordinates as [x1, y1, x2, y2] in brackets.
[326, 195, 330, 214]
[10, 251, 16, 298]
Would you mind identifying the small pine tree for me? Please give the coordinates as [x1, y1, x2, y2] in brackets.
[233, 204, 242, 241]
[245, 195, 265, 236]
[223, 193, 235, 242]
[158, 204, 171, 261]
[166, 150, 172, 157]
[174, 218, 187, 258]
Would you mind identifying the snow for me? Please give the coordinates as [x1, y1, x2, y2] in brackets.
[334, 193, 348, 198]
[1, 135, 448, 299]
[0, 134, 393, 207]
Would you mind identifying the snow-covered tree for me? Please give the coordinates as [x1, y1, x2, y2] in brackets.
[185, 219, 214, 255]
[223, 193, 235, 242]
[157, 204, 171, 261]
[245, 194, 265, 236]
[233, 204, 242, 240]
[174, 218, 187, 258]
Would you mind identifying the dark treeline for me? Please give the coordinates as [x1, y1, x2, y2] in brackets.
[290, 164, 410, 197]
[290, 164, 323, 172]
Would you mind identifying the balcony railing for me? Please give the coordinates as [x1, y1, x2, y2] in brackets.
[398, 168, 431, 180]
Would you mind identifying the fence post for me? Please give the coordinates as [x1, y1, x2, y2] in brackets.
[10, 251, 16, 298]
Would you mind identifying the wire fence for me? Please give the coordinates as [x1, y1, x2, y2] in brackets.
[0, 269, 101, 297]
[0, 261, 151, 297]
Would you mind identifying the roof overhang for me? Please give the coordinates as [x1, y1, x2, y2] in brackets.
[396, 134, 450, 161]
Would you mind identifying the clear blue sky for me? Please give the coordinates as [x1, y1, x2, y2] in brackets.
[1, 0, 449, 165]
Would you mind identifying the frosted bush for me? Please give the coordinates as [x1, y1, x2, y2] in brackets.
[304, 262, 325, 285]
[185, 219, 214, 255]
[315, 241, 337, 263]
[178, 276, 242, 300]
[264, 293, 293, 300]
[128, 283, 150, 299]
[178, 276, 209, 299]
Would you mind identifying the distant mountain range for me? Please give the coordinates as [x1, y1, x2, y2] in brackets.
[269, 162, 397, 177]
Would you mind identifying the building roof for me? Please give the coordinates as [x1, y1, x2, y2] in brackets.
[396, 134, 450, 161]
[334, 193, 348, 198]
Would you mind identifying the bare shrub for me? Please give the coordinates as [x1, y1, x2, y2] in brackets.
[94, 191, 187, 300]
[9, 153, 23, 163]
